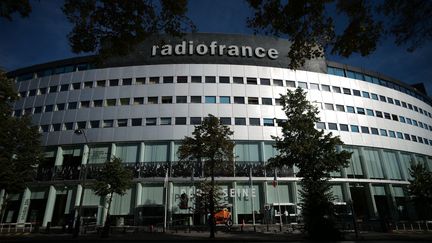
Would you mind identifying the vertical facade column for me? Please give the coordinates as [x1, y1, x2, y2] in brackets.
[17, 188, 31, 224]
[378, 149, 398, 220]
[110, 143, 116, 160]
[231, 181, 237, 224]
[395, 151, 408, 181]
[139, 142, 145, 163]
[42, 185, 57, 227]
[82, 145, 89, 165]
[135, 183, 142, 207]
[0, 189, 5, 218]
[74, 185, 82, 209]
[291, 182, 299, 215]
[100, 195, 110, 226]
[54, 147, 63, 166]
[168, 181, 174, 222]
[358, 147, 378, 219]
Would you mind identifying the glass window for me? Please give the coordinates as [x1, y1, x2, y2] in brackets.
[220, 96, 230, 104]
[324, 103, 334, 110]
[160, 117, 171, 125]
[352, 89, 361, 96]
[177, 76, 187, 83]
[122, 78, 132, 85]
[260, 78, 270, 85]
[34, 106, 43, 113]
[234, 97, 245, 104]
[219, 76, 230, 83]
[220, 117, 231, 125]
[394, 99, 401, 106]
[357, 107, 365, 115]
[40, 125, 49, 132]
[175, 117, 186, 125]
[262, 98, 272, 105]
[404, 133, 410, 140]
[52, 123, 61, 131]
[146, 118, 157, 126]
[235, 118, 246, 125]
[103, 120, 114, 128]
[249, 118, 260, 126]
[316, 122, 326, 129]
[384, 112, 391, 119]
[321, 84, 331, 91]
[347, 106, 355, 113]
[161, 96, 173, 104]
[149, 77, 159, 84]
[248, 97, 259, 104]
[366, 109, 374, 116]
[412, 120, 418, 126]
[340, 124, 349, 131]
[49, 86, 58, 93]
[84, 81, 93, 88]
[28, 89, 36, 96]
[176, 96, 187, 103]
[371, 127, 379, 135]
[133, 97, 144, 105]
[343, 88, 351, 95]
[376, 111, 383, 118]
[39, 87, 47, 94]
[387, 97, 394, 104]
[274, 98, 281, 106]
[109, 79, 119, 86]
[361, 126, 369, 133]
[411, 135, 417, 142]
[93, 100, 103, 107]
[106, 99, 116, 106]
[263, 118, 274, 126]
[379, 95, 387, 102]
[401, 101, 407, 108]
[391, 114, 398, 121]
[205, 76, 216, 83]
[163, 76, 174, 83]
[148, 97, 158, 104]
[380, 129, 388, 136]
[310, 83, 319, 90]
[71, 82, 80, 90]
[332, 86, 341, 93]
[56, 103, 65, 111]
[298, 81, 308, 89]
[286, 80, 296, 87]
[136, 77, 145, 84]
[396, 132, 403, 139]
[389, 130, 396, 138]
[362, 91, 370, 98]
[80, 101, 90, 108]
[205, 96, 216, 103]
[350, 125, 359, 133]
[96, 80, 106, 87]
[336, 104, 345, 112]
[131, 118, 142, 126]
[328, 123, 338, 130]
[90, 120, 100, 128]
[273, 79, 283, 86]
[246, 77, 257, 85]
[117, 119, 128, 127]
[120, 98, 130, 105]
[233, 77, 243, 84]
[76, 121, 86, 129]
[191, 96, 201, 103]
[60, 84, 69, 92]
[190, 117, 202, 125]
[371, 93, 378, 100]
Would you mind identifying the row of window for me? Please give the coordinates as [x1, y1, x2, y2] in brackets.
[327, 66, 431, 106]
[315, 122, 432, 146]
[318, 102, 432, 133]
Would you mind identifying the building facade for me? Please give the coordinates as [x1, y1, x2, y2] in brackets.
[2, 33, 432, 228]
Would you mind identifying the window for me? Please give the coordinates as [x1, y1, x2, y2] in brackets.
[340, 124, 349, 131]
[220, 96, 230, 104]
[357, 107, 365, 115]
[190, 117, 202, 125]
[93, 100, 103, 107]
[64, 123, 74, 130]
[324, 103, 334, 110]
[412, 120, 418, 126]
[161, 96, 173, 104]
[49, 86, 58, 93]
[380, 129, 388, 136]
[366, 109, 374, 116]
[347, 106, 355, 113]
[321, 84, 331, 91]
[136, 77, 145, 85]
[371, 93, 378, 100]
[84, 81, 93, 88]
[233, 77, 243, 84]
[249, 118, 260, 126]
[262, 98, 272, 105]
[90, 120, 100, 128]
[220, 117, 231, 125]
[163, 76, 174, 83]
[350, 125, 359, 133]
[109, 79, 119, 86]
[376, 111, 383, 118]
[234, 97, 245, 104]
[406, 118, 412, 125]
[413, 106, 418, 112]
[235, 117, 246, 125]
[394, 99, 401, 106]
[391, 114, 398, 121]
[52, 124, 61, 131]
[384, 112, 391, 120]
[336, 104, 345, 112]
[275, 98, 282, 106]
[316, 122, 326, 129]
[78, 121, 88, 129]
[379, 95, 386, 102]
[60, 84, 69, 92]
[148, 97, 158, 104]
[248, 97, 259, 104]
[387, 97, 394, 104]
[28, 89, 36, 96]
[361, 126, 369, 133]
[298, 81, 308, 89]
[205, 96, 216, 103]
[122, 78, 132, 85]
[106, 99, 116, 106]
[80, 101, 90, 108]
[24, 108, 31, 115]
[120, 98, 130, 105]
[260, 78, 271, 85]
[71, 82, 80, 90]
[117, 119, 128, 127]
[191, 76, 202, 83]
[352, 89, 361, 96]
[205, 76, 216, 83]
[343, 88, 351, 95]
[401, 101, 407, 108]
[160, 117, 171, 125]
[404, 133, 411, 140]
[273, 79, 283, 86]
[44, 105, 53, 112]
[175, 117, 187, 125]
[177, 76, 187, 83]
[39, 87, 47, 94]
[176, 96, 187, 103]
[34, 106, 43, 113]
[362, 91, 370, 98]
[96, 80, 106, 87]
[191, 96, 201, 103]
[263, 118, 274, 126]
[56, 103, 65, 111]
[371, 127, 379, 135]
[132, 118, 142, 126]
[133, 97, 144, 105]
[328, 123, 338, 130]
[411, 135, 417, 142]
[310, 83, 319, 90]
[40, 125, 49, 132]
[247, 77, 257, 85]
[396, 132, 403, 139]
[389, 130, 396, 138]
[286, 80, 295, 87]
[332, 86, 341, 93]
[103, 120, 114, 128]
[146, 118, 157, 126]
[219, 76, 230, 83]
[19, 91, 26, 97]
[149, 77, 159, 84]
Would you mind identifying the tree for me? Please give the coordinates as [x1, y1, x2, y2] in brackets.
[0, 71, 43, 223]
[62, 0, 196, 61]
[91, 157, 133, 237]
[268, 87, 351, 240]
[177, 114, 234, 238]
[407, 163, 432, 220]
[0, 0, 31, 21]
[247, 0, 432, 69]
[192, 181, 225, 217]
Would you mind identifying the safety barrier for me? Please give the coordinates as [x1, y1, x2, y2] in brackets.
[0, 223, 33, 233]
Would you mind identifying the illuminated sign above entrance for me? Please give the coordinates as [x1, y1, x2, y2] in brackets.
[151, 41, 279, 60]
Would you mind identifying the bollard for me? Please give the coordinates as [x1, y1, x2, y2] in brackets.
[46, 222, 51, 234]
[241, 219, 245, 232]
[150, 224, 154, 233]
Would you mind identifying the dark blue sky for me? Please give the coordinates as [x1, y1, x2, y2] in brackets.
[1, 0, 431, 95]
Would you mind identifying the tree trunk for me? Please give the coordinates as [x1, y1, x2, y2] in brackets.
[101, 194, 113, 238]
[0, 192, 8, 224]
[209, 160, 215, 238]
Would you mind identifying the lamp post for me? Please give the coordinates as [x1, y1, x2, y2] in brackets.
[73, 128, 89, 237]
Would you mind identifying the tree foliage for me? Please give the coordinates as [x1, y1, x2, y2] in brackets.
[268, 87, 351, 239]
[408, 163, 432, 219]
[62, 0, 196, 60]
[247, 0, 432, 69]
[0, 0, 31, 21]
[193, 181, 226, 215]
[177, 114, 234, 238]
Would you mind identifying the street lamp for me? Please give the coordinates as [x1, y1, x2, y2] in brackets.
[73, 128, 89, 237]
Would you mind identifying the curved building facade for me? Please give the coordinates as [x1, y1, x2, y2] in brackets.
[2, 33, 432, 227]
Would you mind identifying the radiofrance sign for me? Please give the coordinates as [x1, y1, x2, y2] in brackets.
[151, 41, 279, 60]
